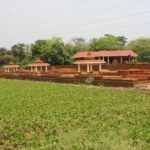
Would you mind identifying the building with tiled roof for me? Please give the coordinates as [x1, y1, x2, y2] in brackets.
[73, 50, 138, 64]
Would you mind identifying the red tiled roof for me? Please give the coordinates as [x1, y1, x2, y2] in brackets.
[4, 61, 20, 68]
[28, 63, 50, 67]
[27, 59, 50, 67]
[35, 59, 43, 64]
[73, 50, 138, 58]
[74, 59, 105, 64]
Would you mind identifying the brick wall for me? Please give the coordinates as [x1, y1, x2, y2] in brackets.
[0, 71, 136, 87]
[50, 63, 150, 73]
[0, 63, 149, 87]
[102, 63, 150, 70]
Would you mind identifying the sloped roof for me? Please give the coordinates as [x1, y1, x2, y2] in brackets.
[73, 50, 138, 58]
[27, 59, 50, 67]
[74, 59, 105, 64]
[4, 61, 20, 68]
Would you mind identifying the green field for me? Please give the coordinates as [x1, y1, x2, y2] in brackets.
[0, 79, 149, 150]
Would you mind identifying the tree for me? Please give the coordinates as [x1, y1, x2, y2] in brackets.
[71, 38, 86, 47]
[66, 37, 89, 54]
[0, 48, 13, 66]
[31, 37, 72, 65]
[2, 55, 14, 64]
[90, 34, 127, 51]
[31, 40, 48, 57]
[47, 41, 72, 65]
[128, 38, 150, 62]
[11, 43, 26, 62]
[0, 47, 7, 56]
[31, 37, 63, 59]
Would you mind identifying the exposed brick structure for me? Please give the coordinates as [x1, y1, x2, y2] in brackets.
[0, 63, 150, 88]
[49, 63, 150, 72]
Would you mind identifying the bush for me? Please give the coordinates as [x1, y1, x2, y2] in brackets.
[85, 77, 95, 85]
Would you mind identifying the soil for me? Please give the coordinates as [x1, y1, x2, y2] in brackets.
[116, 83, 150, 94]
[134, 83, 150, 93]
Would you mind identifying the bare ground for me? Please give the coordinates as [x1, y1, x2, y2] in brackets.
[115, 83, 150, 94]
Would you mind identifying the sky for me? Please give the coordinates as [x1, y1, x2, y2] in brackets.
[0, 0, 150, 48]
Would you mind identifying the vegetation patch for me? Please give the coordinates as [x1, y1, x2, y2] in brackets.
[0, 79, 149, 149]
[84, 77, 95, 85]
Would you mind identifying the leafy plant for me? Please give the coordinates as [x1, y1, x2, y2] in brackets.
[84, 77, 95, 85]
[0, 79, 149, 150]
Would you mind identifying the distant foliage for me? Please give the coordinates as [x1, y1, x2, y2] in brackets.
[0, 47, 14, 66]
[47, 41, 72, 65]
[31, 37, 72, 65]
[0, 47, 7, 56]
[10, 43, 33, 66]
[11, 43, 26, 61]
[127, 38, 150, 62]
[0, 35, 150, 66]
[90, 34, 127, 51]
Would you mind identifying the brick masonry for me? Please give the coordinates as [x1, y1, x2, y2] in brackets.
[0, 63, 149, 87]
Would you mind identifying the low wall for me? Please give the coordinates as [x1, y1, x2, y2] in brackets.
[50, 63, 150, 73]
[0, 72, 136, 87]
[0, 63, 149, 87]
[1, 63, 149, 73]
[102, 63, 150, 70]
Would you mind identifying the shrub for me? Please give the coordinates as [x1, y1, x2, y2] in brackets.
[85, 77, 95, 85]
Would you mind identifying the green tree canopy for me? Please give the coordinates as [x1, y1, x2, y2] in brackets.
[65, 38, 90, 55]
[127, 38, 150, 62]
[11, 43, 26, 62]
[31, 40, 50, 58]
[31, 37, 72, 65]
[90, 34, 127, 51]
[0, 35, 150, 66]
[0, 47, 13, 66]
[1, 54, 14, 65]
[48, 42, 72, 65]
[0, 47, 7, 56]
[31, 37, 63, 58]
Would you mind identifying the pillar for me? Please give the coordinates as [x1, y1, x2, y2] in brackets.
[40, 66, 42, 72]
[78, 64, 81, 72]
[99, 63, 102, 72]
[120, 57, 123, 64]
[129, 56, 131, 63]
[8, 68, 10, 72]
[87, 64, 90, 73]
[31, 66, 33, 72]
[35, 66, 38, 72]
[132, 57, 135, 63]
[107, 57, 110, 64]
[45, 66, 48, 72]
[90, 64, 93, 72]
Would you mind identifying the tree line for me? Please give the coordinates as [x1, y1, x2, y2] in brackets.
[0, 34, 150, 66]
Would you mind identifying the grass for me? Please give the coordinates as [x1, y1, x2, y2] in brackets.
[0, 79, 149, 150]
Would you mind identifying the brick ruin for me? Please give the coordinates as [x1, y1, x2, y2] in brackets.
[0, 63, 150, 87]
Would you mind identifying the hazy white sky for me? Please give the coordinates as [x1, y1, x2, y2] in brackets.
[0, 0, 150, 48]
